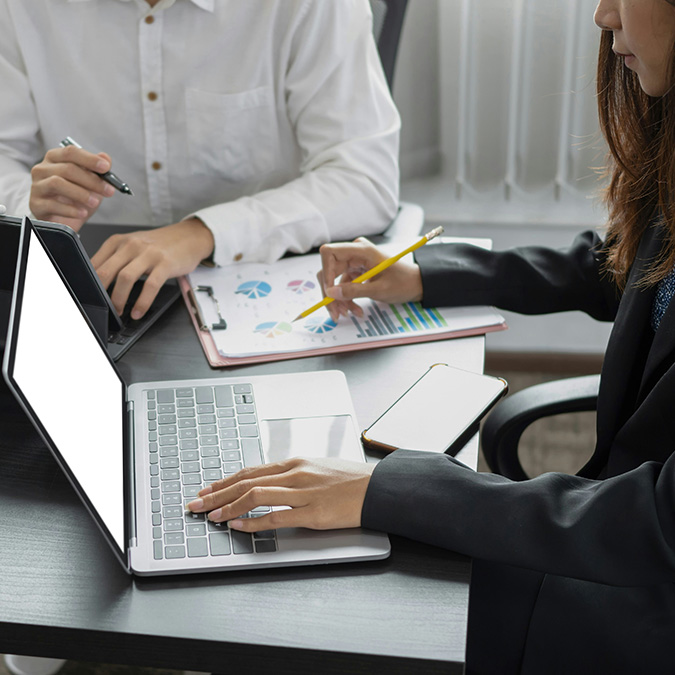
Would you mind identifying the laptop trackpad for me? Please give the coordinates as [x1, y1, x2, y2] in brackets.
[261, 415, 363, 464]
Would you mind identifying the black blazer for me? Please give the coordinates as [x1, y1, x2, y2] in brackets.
[361, 227, 675, 673]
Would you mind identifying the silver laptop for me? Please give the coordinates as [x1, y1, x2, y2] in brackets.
[2, 217, 390, 575]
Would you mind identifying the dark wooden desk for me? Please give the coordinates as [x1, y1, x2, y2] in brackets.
[0, 295, 482, 674]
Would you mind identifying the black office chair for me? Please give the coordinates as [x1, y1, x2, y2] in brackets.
[481, 374, 601, 480]
[369, 0, 408, 92]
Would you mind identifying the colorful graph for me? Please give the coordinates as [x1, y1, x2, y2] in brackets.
[287, 279, 316, 294]
[254, 321, 293, 338]
[304, 316, 337, 334]
[351, 303, 448, 338]
[236, 280, 271, 299]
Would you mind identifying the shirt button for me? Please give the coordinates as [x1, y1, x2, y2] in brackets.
[151, 161, 162, 171]
[233, 253, 243, 262]
[145, 15, 154, 24]
[148, 91, 158, 101]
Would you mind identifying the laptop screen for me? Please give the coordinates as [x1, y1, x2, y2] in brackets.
[5, 220, 127, 559]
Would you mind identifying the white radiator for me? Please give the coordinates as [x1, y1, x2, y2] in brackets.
[431, 0, 604, 227]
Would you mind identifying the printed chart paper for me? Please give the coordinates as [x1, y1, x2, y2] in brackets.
[185, 252, 506, 359]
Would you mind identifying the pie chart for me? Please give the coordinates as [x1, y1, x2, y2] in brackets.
[287, 279, 316, 294]
[305, 316, 337, 334]
[254, 321, 293, 338]
[236, 280, 272, 299]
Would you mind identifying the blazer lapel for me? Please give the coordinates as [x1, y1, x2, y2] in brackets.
[582, 227, 662, 476]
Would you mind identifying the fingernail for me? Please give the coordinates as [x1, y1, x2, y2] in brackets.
[103, 184, 115, 197]
[208, 508, 222, 521]
[87, 195, 100, 208]
[131, 309, 142, 320]
[326, 286, 343, 300]
[228, 519, 244, 530]
[187, 498, 203, 511]
[96, 159, 110, 173]
[78, 208, 88, 218]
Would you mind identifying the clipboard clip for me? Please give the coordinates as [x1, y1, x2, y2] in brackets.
[187, 285, 227, 331]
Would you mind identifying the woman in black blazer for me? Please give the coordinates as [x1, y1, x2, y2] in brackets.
[189, 1, 675, 672]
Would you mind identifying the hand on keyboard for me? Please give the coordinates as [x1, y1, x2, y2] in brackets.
[187, 457, 375, 532]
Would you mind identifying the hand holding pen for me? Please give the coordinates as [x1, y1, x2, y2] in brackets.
[28, 136, 132, 232]
[309, 227, 444, 323]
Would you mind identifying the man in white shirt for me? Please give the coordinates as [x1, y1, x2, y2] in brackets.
[0, 0, 400, 319]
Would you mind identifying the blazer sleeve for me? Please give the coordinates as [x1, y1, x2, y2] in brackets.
[361, 450, 675, 587]
[414, 230, 621, 321]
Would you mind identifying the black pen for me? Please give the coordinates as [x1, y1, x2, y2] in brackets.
[59, 136, 134, 196]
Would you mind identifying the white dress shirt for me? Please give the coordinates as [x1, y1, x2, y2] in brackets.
[0, 0, 400, 265]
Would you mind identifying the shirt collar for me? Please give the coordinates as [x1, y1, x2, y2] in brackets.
[66, 0, 215, 12]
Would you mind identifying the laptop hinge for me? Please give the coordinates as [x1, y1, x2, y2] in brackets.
[126, 399, 138, 550]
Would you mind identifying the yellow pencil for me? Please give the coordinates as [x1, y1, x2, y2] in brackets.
[292, 226, 444, 322]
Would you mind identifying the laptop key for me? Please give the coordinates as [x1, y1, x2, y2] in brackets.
[180, 450, 200, 461]
[164, 519, 184, 532]
[183, 485, 201, 497]
[224, 462, 243, 474]
[160, 457, 179, 469]
[237, 414, 256, 425]
[209, 532, 232, 555]
[158, 404, 175, 414]
[176, 388, 193, 398]
[217, 408, 235, 418]
[197, 404, 215, 414]
[164, 532, 185, 545]
[159, 446, 178, 457]
[240, 426, 259, 438]
[161, 481, 181, 493]
[202, 457, 221, 469]
[162, 493, 181, 505]
[233, 384, 252, 394]
[177, 408, 195, 418]
[208, 520, 227, 532]
[186, 523, 207, 537]
[200, 436, 218, 446]
[195, 387, 214, 404]
[153, 540, 163, 560]
[153, 526, 162, 539]
[220, 440, 240, 451]
[214, 385, 234, 408]
[186, 511, 205, 522]
[182, 461, 201, 473]
[203, 469, 222, 482]
[157, 390, 175, 404]
[200, 446, 219, 458]
[255, 540, 277, 553]
[187, 537, 208, 558]
[231, 530, 254, 554]
[165, 545, 186, 559]
[183, 474, 202, 485]
[163, 506, 182, 518]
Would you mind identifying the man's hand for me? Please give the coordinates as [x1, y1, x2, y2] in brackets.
[91, 218, 215, 319]
[187, 457, 375, 532]
[29, 144, 116, 231]
[318, 238, 424, 322]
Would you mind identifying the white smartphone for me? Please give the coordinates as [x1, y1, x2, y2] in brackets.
[361, 363, 508, 455]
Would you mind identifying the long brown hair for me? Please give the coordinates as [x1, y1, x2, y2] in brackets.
[598, 5, 675, 289]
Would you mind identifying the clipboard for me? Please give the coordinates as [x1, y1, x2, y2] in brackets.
[179, 274, 506, 368]
[178, 237, 507, 368]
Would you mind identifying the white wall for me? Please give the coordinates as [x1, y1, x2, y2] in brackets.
[392, 0, 612, 356]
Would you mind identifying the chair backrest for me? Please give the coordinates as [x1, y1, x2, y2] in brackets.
[369, 0, 408, 92]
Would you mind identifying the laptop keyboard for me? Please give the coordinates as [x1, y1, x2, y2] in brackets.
[145, 383, 278, 562]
